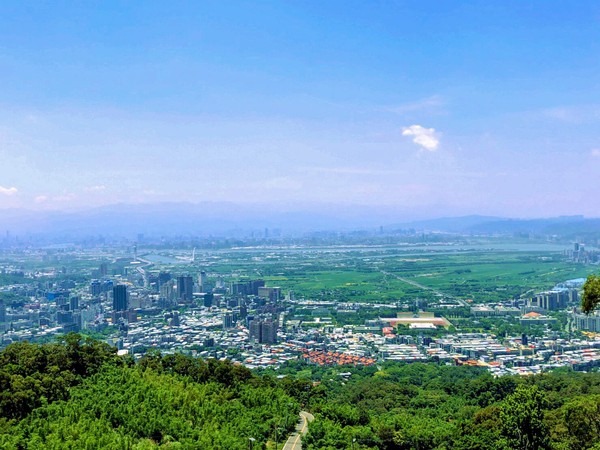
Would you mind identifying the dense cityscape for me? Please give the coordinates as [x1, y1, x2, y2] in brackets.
[2, 236, 600, 379]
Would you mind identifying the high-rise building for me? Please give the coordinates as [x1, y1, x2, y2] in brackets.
[0, 300, 6, 324]
[56, 310, 73, 325]
[202, 293, 214, 308]
[249, 319, 262, 341]
[258, 286, 281, 303]
[231, 282, 249, 296]
[90, 280, 102, 296]
[160, 279, 175, 304]
[574, 312, 600, 332]
[223, 312, 234, 329]
[56, 296, 69, 310]
[249, 318, 278, 344]
[113, 285, 129, 312]
[69, 296, 80, 311]
[231, 279, 266, 297]
[72, 311, 82, 330]
[177, 276, 194, 302]
[531, 290, 569, 311]
[158, 272, 172, 288]
[569, 289, 579, 304]
[261, 320, 277, 344]
[251, 280, 265, 295]
[199, 271, 208, 288]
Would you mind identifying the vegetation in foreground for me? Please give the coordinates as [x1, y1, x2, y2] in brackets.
[0, 335, 300, 449]
[0, 335, 599, 449]
[295, 362, 600, 450]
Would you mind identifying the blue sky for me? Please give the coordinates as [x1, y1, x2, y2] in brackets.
[1, 1, 599, 217]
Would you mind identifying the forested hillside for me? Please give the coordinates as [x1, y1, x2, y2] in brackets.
[0, 336, 599, 449]
[294, 363, 600, 450]
[0, 335, 300, 449]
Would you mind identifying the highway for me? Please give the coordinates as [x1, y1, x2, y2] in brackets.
[282, 411, 314, 450]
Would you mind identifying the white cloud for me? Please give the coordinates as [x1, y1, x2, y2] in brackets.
[402, 125, 440, 151]
[0, 185, 18, 196]
[35, 195, 48, 203]
[591, 149, 600, 157]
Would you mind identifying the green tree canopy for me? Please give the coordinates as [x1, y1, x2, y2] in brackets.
[500, 385, 550, 450]
[582, 274, 600, 314]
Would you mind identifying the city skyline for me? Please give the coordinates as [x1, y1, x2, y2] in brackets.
[1, 1, 600, 217]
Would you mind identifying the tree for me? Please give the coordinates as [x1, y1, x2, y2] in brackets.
[581, 274, 600, 314]
[500, 385, 550, 450]
[561, 395, 600, 450]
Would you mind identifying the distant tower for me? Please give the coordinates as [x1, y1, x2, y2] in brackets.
[160, 279, 176, 304]
[223, 312, 234, 330]
[249, 319, 262, 341]
[158, 272, 172, 288]
[69, 296, 80, 311]
[249, 319, 278, 344]
[113, 285, 129, 312]
[203, 293, 214, 308]
[261, 320, 278, 344]
[0, 300, 6, 324]
[177, 276, 194, 303]
[199, 271, 207, 290]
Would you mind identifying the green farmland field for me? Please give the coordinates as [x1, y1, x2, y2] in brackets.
[203, 242, 595, 304]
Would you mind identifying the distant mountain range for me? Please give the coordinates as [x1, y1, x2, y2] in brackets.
[0, 203, 598, 239]
[0, 202, 389, 237]
[389, 214, 600, 238]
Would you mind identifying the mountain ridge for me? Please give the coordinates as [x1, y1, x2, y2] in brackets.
[0, 203, 596, 238]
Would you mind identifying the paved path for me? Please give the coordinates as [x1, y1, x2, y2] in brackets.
[381, 270, 467, 307]
[282, 411, 314, 450]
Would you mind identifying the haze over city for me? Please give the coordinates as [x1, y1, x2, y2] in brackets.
[1, 1, 600, 220]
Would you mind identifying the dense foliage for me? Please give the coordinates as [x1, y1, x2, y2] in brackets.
[0, 334, 118, 420]
[1, 336, 599, 449]
[582, 274, 600, 314]
[0, 335, 300, 449]
[296, 362, 600, 450]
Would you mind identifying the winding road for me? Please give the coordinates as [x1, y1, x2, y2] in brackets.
[282, 411, 314, 450]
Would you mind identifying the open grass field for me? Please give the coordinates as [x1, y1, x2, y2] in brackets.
[205, 242, 595, 304]
[378, 251, 591, 303]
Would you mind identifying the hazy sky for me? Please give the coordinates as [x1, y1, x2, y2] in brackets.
[1, 1, 599, 217]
